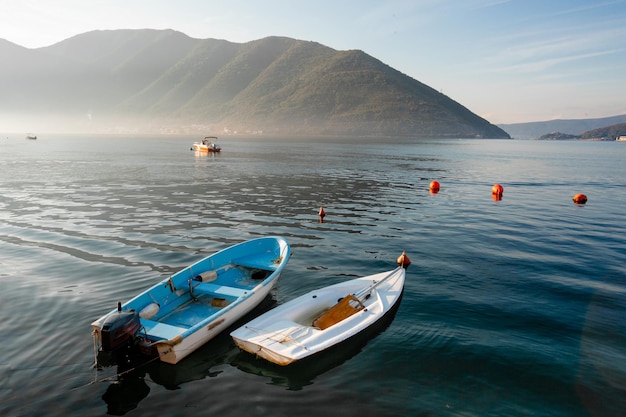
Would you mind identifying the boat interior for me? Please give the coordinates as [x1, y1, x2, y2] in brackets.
[138, 262, 275, 340]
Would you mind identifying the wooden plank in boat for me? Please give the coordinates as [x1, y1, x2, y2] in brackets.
[312, 294, 365, 330]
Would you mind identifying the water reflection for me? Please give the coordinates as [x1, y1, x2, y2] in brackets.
[101, 331, 237, 415]
[100, 293, 401, 413]
[101, 372, 150, 416]
[146, 332, 239, 390]
[99, 296, 274, 415]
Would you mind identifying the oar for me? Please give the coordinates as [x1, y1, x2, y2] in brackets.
[353, 266, 402, 301]
[312, 265, 403, 330]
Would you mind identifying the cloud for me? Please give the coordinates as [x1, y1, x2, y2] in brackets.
[472, 16, 626, 79]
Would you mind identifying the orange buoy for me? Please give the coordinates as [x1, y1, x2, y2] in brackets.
[492, 183, 504, 196]
[397, 251, 411, 268]
[429, 180, 440, 193]
[318, 206, 326, 222]
[572, 193, 587, 204]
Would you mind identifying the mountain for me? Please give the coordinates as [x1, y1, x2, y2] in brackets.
[536, 132, 581, 141]
[537, 122, 626, 141]
[498, 114, 626, 140]
[0, 29, 509, 138]
[579, 122, 626, 140]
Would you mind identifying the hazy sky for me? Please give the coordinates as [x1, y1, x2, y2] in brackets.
[2, 0, 625, 124]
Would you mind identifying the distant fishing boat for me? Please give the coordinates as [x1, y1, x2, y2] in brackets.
[616, 135, 626, 142]
[25, 134, 37, 140]
[191, 136, 221, 152]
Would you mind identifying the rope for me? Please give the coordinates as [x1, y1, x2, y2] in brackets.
[353, 266, 400, 301]
[89, 354, 162, 385]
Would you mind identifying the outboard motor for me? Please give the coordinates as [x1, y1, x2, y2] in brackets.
[99, 302, 141, 366]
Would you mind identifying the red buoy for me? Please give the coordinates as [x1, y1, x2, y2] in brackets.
[318, 206, 326, 222]
[397, 251, 411, 268]
[492, 183, 504, 196]
[572, 193, 587, 204]
[429, 180, 440, 193]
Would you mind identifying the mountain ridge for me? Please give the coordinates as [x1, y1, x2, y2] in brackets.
[498, 114, 626, 140]
[537, 122, 626, 141]
[0, 29, 509, 137]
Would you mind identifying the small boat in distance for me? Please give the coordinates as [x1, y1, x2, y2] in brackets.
[91, 236, 291, 365]
[231, 262, 406, 366]
[191, 136, 221, 152]
[25, 134, 37, 140]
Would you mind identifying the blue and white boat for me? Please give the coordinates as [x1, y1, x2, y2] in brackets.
[91, 236, 291, 365]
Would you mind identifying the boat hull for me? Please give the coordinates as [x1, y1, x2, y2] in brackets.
[231, 266, 405, 365]
[192, 144, 221, 152]
[151, 283, 275, 364]
[92, 236, 290, 364]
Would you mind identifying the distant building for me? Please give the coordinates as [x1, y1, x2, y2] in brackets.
[616, 135, 626, 141]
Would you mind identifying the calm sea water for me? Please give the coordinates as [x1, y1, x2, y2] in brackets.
[1, 135, 625, 417]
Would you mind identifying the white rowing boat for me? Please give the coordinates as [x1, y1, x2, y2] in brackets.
[231, 264, 406, 365]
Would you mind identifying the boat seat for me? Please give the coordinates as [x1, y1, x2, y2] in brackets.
[141, 319, 187, 341]
[231, 255, 278, 271]
[194, 282, 250, 298]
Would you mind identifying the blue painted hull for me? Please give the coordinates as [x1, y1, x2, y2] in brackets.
[92, 236, 291, 364]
